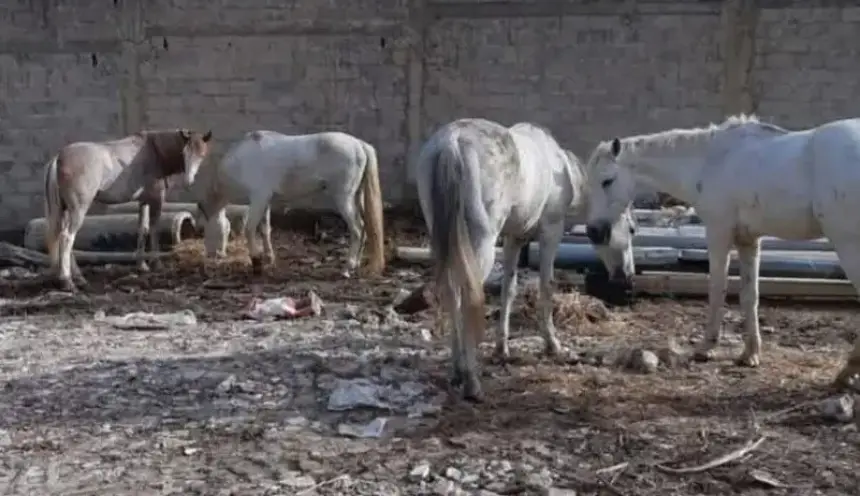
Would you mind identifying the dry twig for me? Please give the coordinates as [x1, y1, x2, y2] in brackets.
[655, 435, 767, 475]
[295, 474, 350, 495]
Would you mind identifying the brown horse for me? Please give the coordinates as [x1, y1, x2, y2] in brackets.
[43, 129, 212, 292]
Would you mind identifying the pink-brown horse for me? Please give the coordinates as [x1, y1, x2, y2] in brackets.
[43, 129, 212, 292]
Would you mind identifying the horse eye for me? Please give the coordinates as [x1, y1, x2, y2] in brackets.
[629, 225, 636, 235]
[601, 178, 615, 189]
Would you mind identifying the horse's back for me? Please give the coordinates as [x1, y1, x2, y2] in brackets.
[222, 129, 366, 201]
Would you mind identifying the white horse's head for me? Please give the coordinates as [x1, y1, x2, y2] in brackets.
[180, 129, 213, 185]
[583, 138, 638, 282]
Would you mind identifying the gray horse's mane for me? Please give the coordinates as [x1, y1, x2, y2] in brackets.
[588, 114, 790, 170]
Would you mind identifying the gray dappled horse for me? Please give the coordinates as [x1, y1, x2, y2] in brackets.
[414, 118, 636, 401]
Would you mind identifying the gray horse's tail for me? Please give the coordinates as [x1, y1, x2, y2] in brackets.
[43, 155, 67, 255]
[429, 136, 486, 347]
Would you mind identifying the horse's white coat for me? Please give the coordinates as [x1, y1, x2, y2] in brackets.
[585, 114, 860, 381]
[193, 130, 381, 275]
[415, 118, 635, 400]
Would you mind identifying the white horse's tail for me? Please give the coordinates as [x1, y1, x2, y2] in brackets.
[43, 155, 68, 266]
[357, 141, 386, 276]
[429, 136, 487, 347]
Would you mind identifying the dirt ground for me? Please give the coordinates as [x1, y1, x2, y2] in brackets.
[0, 217, 858, 496]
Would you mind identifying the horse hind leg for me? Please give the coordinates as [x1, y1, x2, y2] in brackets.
[337, 196, 363, 279]
[57, 207, 88, 292]
[146, 193, 166, 271]
[826, 239, 860, 389]
[135, 202, 152, 273]
[244, 194, 272, 276]
[257, 205, 275, 267]
[494, 235, 527, 361]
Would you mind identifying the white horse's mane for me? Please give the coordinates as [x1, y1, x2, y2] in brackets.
[588, 114, 788, 170]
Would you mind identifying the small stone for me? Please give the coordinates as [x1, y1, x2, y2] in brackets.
[444, 466, 463, 481]
[409, 462, 431, 481]
[627, 348, 660, 374]
[280, 471, 316, 489]
[391, 288, 412, 306]
[819, 395, 854, 423]
[545, 488, 578, 496]
[215, 374, 237, 394]
[431, 478, 456, 495]
[522, 467, 553, 489]
[656, 338, 686, 368]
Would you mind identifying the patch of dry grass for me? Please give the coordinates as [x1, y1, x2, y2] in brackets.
[171, 238, 252, 274]
[521, 283, 613, 329]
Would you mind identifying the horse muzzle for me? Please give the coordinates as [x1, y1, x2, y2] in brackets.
[585, 220, 612, 245]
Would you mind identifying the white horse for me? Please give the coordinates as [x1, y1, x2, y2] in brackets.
[583, 113, 860, 388]
[191, 130, 386, 277]
[414, 118, 637, 401]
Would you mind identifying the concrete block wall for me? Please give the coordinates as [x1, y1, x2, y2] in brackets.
[0, 0, 859, 227]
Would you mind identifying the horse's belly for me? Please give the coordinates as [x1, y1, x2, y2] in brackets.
[739, 205, 822, 240]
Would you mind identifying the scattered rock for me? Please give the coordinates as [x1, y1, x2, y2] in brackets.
[431, 478, 456, 495]
[409, 461, 431, 481]
[627, 348, 660, 374]
[544, 489, 578, 496]
[520, 467, 553, 490]
[656, 338, 686, 368]
[215, 374, 238, 394]
[279, 471, 316, 489]
[819, 395, 854, 423]
[444, 466, 463, 481]
[394, 282, 436, 314]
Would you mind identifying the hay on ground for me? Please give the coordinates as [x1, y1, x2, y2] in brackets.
[522, 282, 612, 327]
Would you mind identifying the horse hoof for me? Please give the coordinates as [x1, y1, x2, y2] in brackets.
[543, 340, 562, 357]
[251, 257, 263, 275]
[692, 350, 715, 363]
[448, 369, 464, 388]
[734, 354, 761, 368]
[463, 382, 485, 403]
[57, 279, 77, 293]
[490, 347, 510, 364]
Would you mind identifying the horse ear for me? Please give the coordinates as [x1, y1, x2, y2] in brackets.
[610, 138, 621, 157]
[203, 130, 213, 142]
[179, 129, 191, 141]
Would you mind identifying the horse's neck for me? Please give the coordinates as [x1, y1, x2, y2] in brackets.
[624, 135, 717, 205]
[564, 159, 589, 215]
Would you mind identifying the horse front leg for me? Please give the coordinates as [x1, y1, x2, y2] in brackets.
[735, 239, 763, 367]
[135, 202, 152, 273]
[495, 236, 525, 361]
[146, 193, 165, 272]
[537, 223, 563, 357]
[692, 233, 732, 362]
